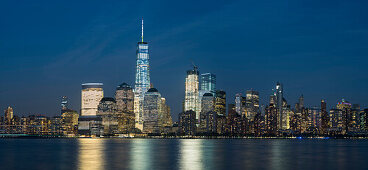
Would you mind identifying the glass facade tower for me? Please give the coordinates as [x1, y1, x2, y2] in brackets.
[134, 19, 150, 130]
[200, 73, 216, 95]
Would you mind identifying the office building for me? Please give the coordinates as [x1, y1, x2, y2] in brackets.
[81, 83, 104, 116]
[134, 18, 151, 130]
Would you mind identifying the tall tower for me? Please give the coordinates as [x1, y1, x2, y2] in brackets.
[134, 18, 150, 130]
[4, 106, 13, 125]
[184, 66, 200, 121]
[274, 82, 284, 130]
[61, 96, 68, 113]
[200, 73, 216, 95]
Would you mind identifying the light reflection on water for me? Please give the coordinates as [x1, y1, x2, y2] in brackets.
[0, 139, 366, 170]
[78, 138, 105, 170]
[179, 139, 204, 170]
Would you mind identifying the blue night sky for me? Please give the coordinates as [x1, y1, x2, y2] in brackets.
[1, 0, 368, 120]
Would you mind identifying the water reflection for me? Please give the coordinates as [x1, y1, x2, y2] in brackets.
[78, 139, 105, 170]
[130, 139, 152, 170]
[179, 139, 204, 170]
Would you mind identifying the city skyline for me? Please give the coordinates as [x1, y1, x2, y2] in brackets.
[1, 1, 368, 120]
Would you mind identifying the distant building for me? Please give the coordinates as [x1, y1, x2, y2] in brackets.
[178, 110, 196, 135]
[115, 83, 134, 113]
[61, 96, 68, 113]
[214, 90, 226, 116]
[320, 100, 329, 134]
[235, 93, 243, 115]
[200, 73, 216, 96]
[245, 90, 260, 120]
[184, 66, 200, 121]
[97, 97, 118, 135]
[142, 88, 162, 133]
[199, 93, 215, 132]
[4, 106, 13, 125]
[61, 109, 79, 136]
[307, 107, 321, 133]
[81, 83, 104, 116]
[274, 82, 284, 130]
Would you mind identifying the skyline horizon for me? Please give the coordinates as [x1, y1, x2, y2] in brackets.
[1, 1, 367, 120]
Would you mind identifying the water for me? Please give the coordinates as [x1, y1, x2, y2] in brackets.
[0, 138, 367, 170]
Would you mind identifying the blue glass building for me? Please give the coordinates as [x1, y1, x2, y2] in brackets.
[134, 19, 150, 129]
[200, 73, 216, 95]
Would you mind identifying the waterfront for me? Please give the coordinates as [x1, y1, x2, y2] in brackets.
[0, 139, 367, 170]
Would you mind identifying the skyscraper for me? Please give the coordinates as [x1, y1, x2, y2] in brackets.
[142, 88, 162, 133]
[61, 96, 68, 113]
[184, 66, 200, 121]
[4, 106, 13, 125]
[320, 99, 329, 134]
[200, 73, 216, 95]
[215, 90, 226, 116]
[134, 18, 150, 130]
[274, 82, 284, 130]
[115, 83, 134, 113]
[245, 90, 260, 120]
[81, 83, 104, 116]
[235, 93, 243, 115]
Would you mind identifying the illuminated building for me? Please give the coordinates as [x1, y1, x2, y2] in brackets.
[329, 108, 344, 134]
[160, 97, 173, 130]
[81, 83, 104, 116]
[134, 18, 150, 131]
[178, 110, 196, 135]
[78, 116, 103, 137]
[200, 73, 216, 96]
[307, 107, 321, 133]
[336, 99, 352, 133]
[4, 106, 13, 125]
[61, 109, 79, 136]
[199, 93, 215, 132]
[274, 82, 284, 130]
[245, 90, 260, 120]
[115, 83, 134, 113]
[226, 104, 242, 135]
[265, 103, 277, 135]
[61, 96, 68, 113]
[97, 97, 119, 135]
[142, 88, 162, 133]
[184, 66, 200, 121]
[214, 90, 226, 116]
[115, 83, 135, 133]
[320, 100, 329, 134]
[235, 93, 243, 115]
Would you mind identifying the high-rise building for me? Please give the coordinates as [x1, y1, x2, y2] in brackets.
[199, 93, 215, 132]
[142, 88, 162, 133]
[320, 100, 329, 134]
[178, 110, 196, 135]
[337, 99, 352, 133]
[200, 73, 216, 95]
[115, 83, 134, 113]
[274, 82, 284, 130]
[160, 97, 173, 129]
[134, 18, 150, 130]
[214, 90, 226, 116]
[307, 107, 321, 132]
[184, 66, 200, 121]
[81, 83, 104, 116]
[245, 90, 260, 120]
[235, 93, 243, 115]
[61, 109, 79, 136]
[97, 97, 118, 135]
[61, 96, 68, 113]
[4, 106, 13, 125]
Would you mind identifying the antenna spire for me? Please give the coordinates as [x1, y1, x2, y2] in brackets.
[141, 17, 144, 42]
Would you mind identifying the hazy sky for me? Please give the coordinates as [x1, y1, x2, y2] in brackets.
[1, 0, 368, 120]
